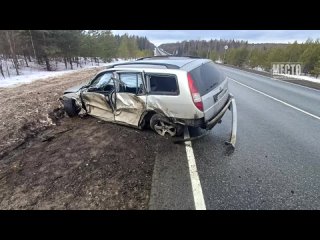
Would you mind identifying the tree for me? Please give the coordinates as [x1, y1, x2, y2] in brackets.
[226, 47, 249, 67]
[98, 31, 117, 62]
[209, 50, 218, 61]
[117, 35, 130, 59]
[299, 40, 320, 74]
[248, 49, 263, 68]
[311, 59, 320, 78]
[5, 31, 19, 75]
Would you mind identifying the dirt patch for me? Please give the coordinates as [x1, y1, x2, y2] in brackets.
[0, 67, 103, 159]
[0, 116, 167, 209]
[0, 68, 172, 209]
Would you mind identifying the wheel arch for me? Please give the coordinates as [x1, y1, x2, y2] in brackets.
[138, 110, 157, 129]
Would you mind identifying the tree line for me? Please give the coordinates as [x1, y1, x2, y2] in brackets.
[224, 40, 320, 77]
[160, 39, 320, 77]
[0, 30, 154, 77]
[160, 39, 249, 58]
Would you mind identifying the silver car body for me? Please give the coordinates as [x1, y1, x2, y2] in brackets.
[61, 57, 231, 130]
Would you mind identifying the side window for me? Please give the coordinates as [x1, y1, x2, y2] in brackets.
[118, 73, 144, 94]
[147, 74, 178, 95]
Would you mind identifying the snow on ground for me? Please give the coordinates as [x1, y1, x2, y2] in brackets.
[253, 66, 266, 72]
[249, 65, 320, 84]
[276, 73, 320, 83]
[1, 69, 80, 88]
[0, 58, 131, 88]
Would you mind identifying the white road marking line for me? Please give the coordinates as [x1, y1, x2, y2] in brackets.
[229, 77, 320, 121]
[184, 127, 206, 210]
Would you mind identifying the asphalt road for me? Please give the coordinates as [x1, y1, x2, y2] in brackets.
[154, 47, 170, 56]
[149, 65, 320, 210]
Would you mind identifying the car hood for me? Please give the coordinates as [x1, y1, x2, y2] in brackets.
[64, 83, 87, 93]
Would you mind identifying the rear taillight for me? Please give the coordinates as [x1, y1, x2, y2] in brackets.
[187, 72, 203, 111]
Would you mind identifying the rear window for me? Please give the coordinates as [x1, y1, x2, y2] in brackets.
[190, 62, 225, 96]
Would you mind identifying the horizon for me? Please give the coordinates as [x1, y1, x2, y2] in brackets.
[112, 30, 320, 46]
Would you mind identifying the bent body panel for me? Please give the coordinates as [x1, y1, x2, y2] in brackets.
[115, 93, 146, 126]
[82, 92, 114, 122]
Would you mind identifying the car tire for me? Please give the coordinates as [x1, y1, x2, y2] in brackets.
[150, 114, 183, 137]
[63, 98, 80, 117]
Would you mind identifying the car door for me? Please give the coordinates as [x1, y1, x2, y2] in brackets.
[114, 71, 147, 127]
[81, 71, 115, 122]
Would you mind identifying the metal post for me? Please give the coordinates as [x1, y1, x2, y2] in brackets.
[223, 45, 228, 64]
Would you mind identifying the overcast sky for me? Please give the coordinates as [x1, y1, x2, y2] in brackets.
[112, 30, 320, 46]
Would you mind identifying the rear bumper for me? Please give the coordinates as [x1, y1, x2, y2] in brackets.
[173, 94, 237, 148]
[204, 94, 234, 130]
[175, 94, 234, 128]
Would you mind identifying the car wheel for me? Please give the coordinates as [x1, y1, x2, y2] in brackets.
[63, 98, 81, 117]
[150, 114, 183, 137]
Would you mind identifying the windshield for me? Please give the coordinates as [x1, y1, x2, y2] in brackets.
[90, 72, 113, 89]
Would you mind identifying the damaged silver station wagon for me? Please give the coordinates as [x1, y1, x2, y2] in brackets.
[60, 56, 237, 147]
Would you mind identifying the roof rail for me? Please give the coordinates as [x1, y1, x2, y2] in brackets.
[111, 61, 180, 69]
[137, 55, 202, 60]
[137, 55, 171, 60]
[173, 55, 202, 59]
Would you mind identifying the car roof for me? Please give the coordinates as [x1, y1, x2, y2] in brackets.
[110, 56, 211, 70]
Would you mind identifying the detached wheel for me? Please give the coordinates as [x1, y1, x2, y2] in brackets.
[150, 114, 183, 137]
[63, 98, 81, 117]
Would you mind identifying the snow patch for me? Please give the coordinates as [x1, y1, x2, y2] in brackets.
[276, 73, 320, 83]
[0, 58, 131, 88]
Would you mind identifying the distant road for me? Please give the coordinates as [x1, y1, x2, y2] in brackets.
[154, 47, 171, 56]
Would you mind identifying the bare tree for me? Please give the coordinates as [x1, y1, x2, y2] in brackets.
[29, 30, 37, 60]
[0, 60, 4, 78]
[5, 31, 19, 75]
[41, 31, 51, 71]
[4, 56, 10, 77]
